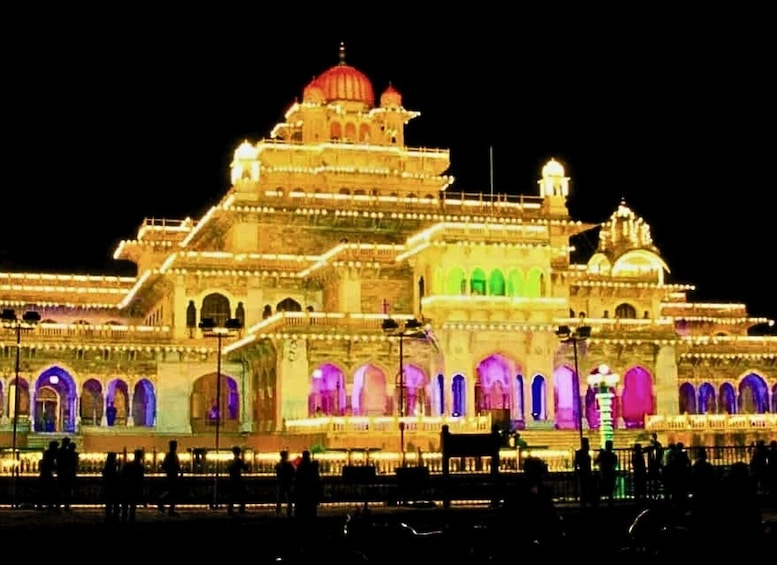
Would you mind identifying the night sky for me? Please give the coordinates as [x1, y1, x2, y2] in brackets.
[2, 9, 774, 324]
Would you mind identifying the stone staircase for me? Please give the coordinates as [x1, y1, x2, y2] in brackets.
[517, 429, 650, 452]
[25, 433, 81, 451]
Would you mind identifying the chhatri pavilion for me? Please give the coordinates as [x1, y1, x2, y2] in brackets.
[2, 45, 776, 460]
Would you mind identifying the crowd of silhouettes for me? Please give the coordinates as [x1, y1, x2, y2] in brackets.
[36, 436, 79, 512]
[27, 435, 775, 537]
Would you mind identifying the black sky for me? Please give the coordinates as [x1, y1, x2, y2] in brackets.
[1, 8, 775, 323]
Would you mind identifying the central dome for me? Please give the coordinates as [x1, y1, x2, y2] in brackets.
[308, 43, 375, 106]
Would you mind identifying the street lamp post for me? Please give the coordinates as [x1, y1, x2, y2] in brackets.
[2, 308, 41, 509]
[556, 324, 591, 451]
[382, 317, 426, 468]
[199, 316, 243, 509]
[587, 364, 620, 449]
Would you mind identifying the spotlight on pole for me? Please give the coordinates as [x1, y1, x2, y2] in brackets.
[382, 316, 427, 468]
[199, 316, 242, 510]
[2, 308, 40, 509]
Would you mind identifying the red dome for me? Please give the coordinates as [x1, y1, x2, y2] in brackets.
[309, 43, 374, 106]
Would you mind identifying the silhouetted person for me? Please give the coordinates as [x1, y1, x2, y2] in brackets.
[494, 456, 564, 559]
[227, 446, 248, 515]
[574, 437, 596, 507]
[275, 449, 295, 516]
[688, 446, 718, 530]
[749, 439, 769, 496]
[57, 437, 75, 511]
[38, 440, 59, 511]
[766, 440, 777, 504]
[293, 450, 321, 525]
[158, 439, 182, 515]
[595, 440, 618, 506]
[106, 402, 117, 426]
[647, 432, 664, 498]
[631, 442, 648, 504]
[102, 451, 120, 522]
[663, 442, 691, 508]
[120, 449, 145, 523]
[718, 462, 763, 552]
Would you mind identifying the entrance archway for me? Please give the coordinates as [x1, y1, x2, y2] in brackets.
[34, 367, 77, 433]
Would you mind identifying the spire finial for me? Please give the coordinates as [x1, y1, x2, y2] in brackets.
[339, 41, 346, 65]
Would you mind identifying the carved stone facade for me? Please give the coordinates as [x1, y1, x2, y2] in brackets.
[2, 47, 775, 455]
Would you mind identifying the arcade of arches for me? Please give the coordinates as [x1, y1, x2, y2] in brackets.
[0, 366, 239, 435]
[2, 362, 774, 434]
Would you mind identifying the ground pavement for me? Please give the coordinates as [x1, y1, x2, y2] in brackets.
[1, 500, 774, 559]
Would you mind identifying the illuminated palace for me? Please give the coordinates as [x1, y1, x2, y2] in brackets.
[2, 47, 776, 458]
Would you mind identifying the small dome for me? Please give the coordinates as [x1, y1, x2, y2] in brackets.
[542, 158, 565, 178]
[380, 83, 402, 108]
[302, 78, 326, 104]
[313, 42, 375, 106]
[235, 140, 257, 160]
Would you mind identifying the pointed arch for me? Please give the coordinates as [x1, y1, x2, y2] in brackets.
[514, 373, 525, 424]
[615, 303, 637, 319]
[451, 374, 466, 416]
[132, 379, 157, 427]
[309, 363, 346, 416]
[698, 382, 716, 414]
[526, 268, 544, 298]
[720, 382, 736, 414]
[107, 379, 130, 426]
[530, 374, 547, 420]
[435, 374, 445, 416]
[488, 269, 506, 296]
[276, 297, 302, 312]
[34, 366, 78, 433]
[738, 372, 768, 413]
[191, 373, 239, 432]
[553, 365, 578, 430]
[351, 363, 388, 416]
[621, 366, 654, 428]
[679, 382, 696, 414]
[201, 293, 231, 327]
[80, 378, 104, 426]
[470, 267, 486, 295]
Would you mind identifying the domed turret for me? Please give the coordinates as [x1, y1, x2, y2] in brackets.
[589, 199, 669, 283]
[380, 83, 402, 108]
[598, 199, 657, 254]
[302, 77, 326, 104]
[542, 158, 565, 178]
[538, 158, 569, 197]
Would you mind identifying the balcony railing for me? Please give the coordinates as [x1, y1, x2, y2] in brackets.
[646, 413, 777, 430]
[283, 415, 492, 435]
[8, 323, 173, 343]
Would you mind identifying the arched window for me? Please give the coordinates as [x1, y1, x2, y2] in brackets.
[235, 302, 245, 327]
[615, 303, 637, 319]
[330, 122, 342, 140]
[488, 269, 506, 296]
[201, 293, 231, 327]
[470, 268, 487, 295]
[186, 301, 197, 329]
[526, 268, 544, 298]
[276, 298, 302, 312]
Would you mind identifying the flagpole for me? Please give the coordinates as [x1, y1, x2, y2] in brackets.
[489, 146, 494, 202]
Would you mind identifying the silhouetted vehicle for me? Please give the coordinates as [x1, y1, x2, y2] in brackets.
[617, 503, 774, 559]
